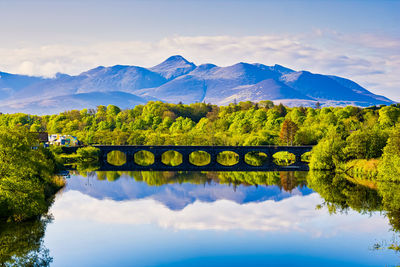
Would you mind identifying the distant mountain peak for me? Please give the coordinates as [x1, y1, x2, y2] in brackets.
[55, 72, 70, 79]
[153, 55, 195, 68]
[80, 66, 106, 76]
[150, 55, 196, 80]
[234, 62, 253, 68]
[165, 55, 190, 63]
[271, 64, 295, 74]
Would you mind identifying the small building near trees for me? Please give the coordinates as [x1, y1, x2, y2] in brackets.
[48, 134, 80, 147]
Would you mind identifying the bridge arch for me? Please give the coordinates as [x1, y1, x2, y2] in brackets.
[107, 150, 127, 166]
[272, 151, 296, 166]
[134, 150, 155, 166]
[244, 151, 268, 166]
[216, 151, 239, 166]
[161, 150, 183, 166]
[189, 150, 211, 166]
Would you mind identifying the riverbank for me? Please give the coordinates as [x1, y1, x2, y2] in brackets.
[0, 127, 66, 222]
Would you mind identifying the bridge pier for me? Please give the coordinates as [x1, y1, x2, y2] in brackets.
[237, 152, 245, 166]
[265, 153, 274, 168]
[180, 151, 190, 169]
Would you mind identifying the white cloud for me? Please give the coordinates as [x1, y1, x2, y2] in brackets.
[17, 61, 35, 76]
[0, 32, 399, 101]
[51, 191, 390, 236]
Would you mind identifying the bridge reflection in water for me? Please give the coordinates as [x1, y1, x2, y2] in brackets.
[85, 145, 313, 172]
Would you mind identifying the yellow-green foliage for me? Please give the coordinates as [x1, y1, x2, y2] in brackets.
[309, 130, 346, 170]
[377, 181, 400, 231]
[306, 171, 382, 214]
[378, 127, 400, 182]
[76, 170, 307, 190]
[76, 146, 100, 161]
[345, 159, 379, 180]
[244, 152, 268, 166]
[0, 217, 53, 265]
[273, 151, 295, 166]
[0, 127, 64, 222]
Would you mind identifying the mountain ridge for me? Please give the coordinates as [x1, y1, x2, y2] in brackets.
[0, 55, 395, 114]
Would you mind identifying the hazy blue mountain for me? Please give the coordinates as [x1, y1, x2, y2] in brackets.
[327, 75, 391, 103]
[0, 55, 395, 114]
[269, 64, 296, 75]
[139, 75, 207, 103]
[75, 65, 167, 93]
[0, 71, 48, 100]
[254, 63, 295, 75]
[150, 55, 196, 80]
[11, 65, 167, 102]
[0, 91, 150, 115]
[216, 78, 313, 105]
[280, 71, 390, 103]
[202, 62, 281, 104]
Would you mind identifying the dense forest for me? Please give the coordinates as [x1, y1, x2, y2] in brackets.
[1, 100, 399, 178]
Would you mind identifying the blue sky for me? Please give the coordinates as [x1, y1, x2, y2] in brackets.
[1, 0, 399, 100]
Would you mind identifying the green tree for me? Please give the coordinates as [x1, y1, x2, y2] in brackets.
[106, 105, 121, 117]
[310, 130, 346, 170]
[378, 126, 400, 182]
[76, 146, 100, 161]
[344, 129, 388, 160]
[0, 127, 63, 221]
[379, 106, 400, 128]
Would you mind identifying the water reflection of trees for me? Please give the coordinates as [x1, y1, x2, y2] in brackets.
[307, 170, 400, 254]
[0, 216, 52, 266]
[377, 182, 400, 232]
[307, 171, 383, 215]
[72, 170, 309, 192]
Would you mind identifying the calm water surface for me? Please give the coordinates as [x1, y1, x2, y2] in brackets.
[38, 171, 400, 266]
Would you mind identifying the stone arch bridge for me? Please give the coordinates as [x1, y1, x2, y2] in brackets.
[64, 145, 313, 171]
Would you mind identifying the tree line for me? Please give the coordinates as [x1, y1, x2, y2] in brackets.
[1, 101, 399, 146]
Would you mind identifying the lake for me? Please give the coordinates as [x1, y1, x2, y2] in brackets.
[2, 171, 399, 266]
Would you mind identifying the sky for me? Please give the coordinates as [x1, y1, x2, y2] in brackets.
[0, 0, 399, 101]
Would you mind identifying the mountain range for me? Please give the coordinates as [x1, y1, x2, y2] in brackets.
[0, 55, 394, 114]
